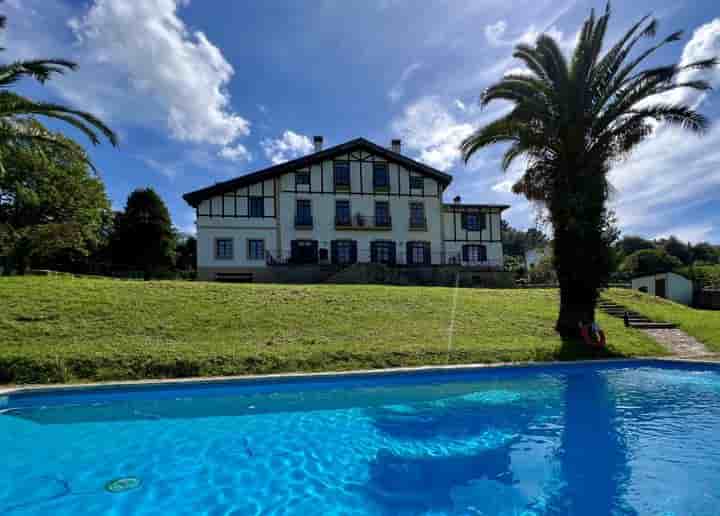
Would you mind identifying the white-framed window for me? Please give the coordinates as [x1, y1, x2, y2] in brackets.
[463, 244, 487, 264]
[247, 239, 265, 260]
[215, 238, 234, 260]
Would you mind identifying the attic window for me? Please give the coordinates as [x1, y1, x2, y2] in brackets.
[334, 162, 350, 190]
[410, 175, 423, 190]
[296, 170, 310, 186]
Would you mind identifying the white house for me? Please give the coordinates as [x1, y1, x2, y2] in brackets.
[631, 271, 694, 306]
[524, 246, 550, 269]
[183, 137, 509, 282]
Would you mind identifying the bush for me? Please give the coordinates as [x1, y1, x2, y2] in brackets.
[621, 249, 682, 276]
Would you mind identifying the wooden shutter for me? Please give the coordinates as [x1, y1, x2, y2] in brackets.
[406, 242, 413, 265]
[331, 241, 338, 265]
[350, 241, 358, 264]
[423, 242, 431, 265]
[371, 242, 378, 263]
[462, 245, 469, 262]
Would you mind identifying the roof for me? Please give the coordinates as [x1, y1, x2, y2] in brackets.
[631, 271, 693, 281]
[183, 137, 453, 207]
[443, 203, 510, 211]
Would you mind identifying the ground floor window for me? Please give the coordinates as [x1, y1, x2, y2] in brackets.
[291, 240, 318, 264]
[215, 238, 233, 260]
[463, 244, 487, 264]
[371, 241, 396, 264]
[332, 240, 357, 265]
[247, 239, 265, 260]
[407, 241, 430, 265]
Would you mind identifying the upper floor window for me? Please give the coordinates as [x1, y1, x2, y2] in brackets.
[462, 212, 485, 231]
[296, 170, 310, 186]
[375, 201, 391, 227]
[373, 163, 389, 191]
[334, 161, 350, 190]
[409, 202, 426, 229]
[296, 199, 312, 226]
[335, 200, 351, 226]
[248, 239, 265, 260]
[410, 175, 424, 190]
[249, 196, 264, 217]
[215, 238, 233, 260]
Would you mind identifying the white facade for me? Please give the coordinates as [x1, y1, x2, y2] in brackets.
[631, 272, 693, 306]
[525, 247, 550, 269]
[187, 139, 507, 280]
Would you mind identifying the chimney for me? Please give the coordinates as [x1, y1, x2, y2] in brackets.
[313, 135, 323, 152]
[391, 139, 402, 154]
[453, 195, 462, 204]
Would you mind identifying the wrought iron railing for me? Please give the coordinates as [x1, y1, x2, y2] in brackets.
[266, 249, 503, 269]
[335, 214, 392, 229]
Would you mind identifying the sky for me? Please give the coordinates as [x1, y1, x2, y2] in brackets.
[4, 0, 720, 243]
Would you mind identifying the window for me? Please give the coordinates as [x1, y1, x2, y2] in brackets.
[372, 241, 396, 264]
[332, 240, 357, 265]
[373, 163, 389, 190]
[248, 239, 265, 260]
[295, 199, 312, 227]
[462, 212, 485, 231]
[407, 241, 430, 265]
[295, 170, 310, 186]
[375, 201, 391, 227]
[215, 238, 233, 260]
[334, 161, 350, 190]
[410, 175, 424, 190]
[335, 200, 351, 226]
[249, 196, 264, 217]
[409, 202, 426, 229]
[463, 244, 487, 264]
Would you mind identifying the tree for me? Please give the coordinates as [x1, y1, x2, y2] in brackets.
[0, 121, 111, 273]
[621, 248, 682, 276]
[111, 188, 176, 278]
[175, 234, 197, 272]
[658, 236, 692, 265]
[461, 5, 717, 336]
[0, 15, 116, 170]
[615, 235, 655, 257]
[501, 220, 549, 257]
[691, 242, 720, 264]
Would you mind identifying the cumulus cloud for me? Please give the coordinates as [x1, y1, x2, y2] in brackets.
[261, 131, 314, 165]
[391, 97, 476, 171]
[484, 20, 508, 47]
[388, 63, 423, 103]
[4, 0, 250, 162]
[218, 144, 252, 163]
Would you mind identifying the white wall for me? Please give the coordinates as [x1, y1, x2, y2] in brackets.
[631, 272, 693, 305]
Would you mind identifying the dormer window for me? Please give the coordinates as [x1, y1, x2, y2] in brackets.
[462, 212, 485, 231]
[334, 161, 350, 190]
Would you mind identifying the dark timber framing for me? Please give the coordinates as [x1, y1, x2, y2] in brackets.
[443, 204, 509, 243]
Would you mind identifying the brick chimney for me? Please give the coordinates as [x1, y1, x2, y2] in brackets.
[313, 135, 323, 152]
[391, 139, 401, 154]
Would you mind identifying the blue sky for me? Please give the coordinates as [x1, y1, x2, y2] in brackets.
[5, 0, 720, 242]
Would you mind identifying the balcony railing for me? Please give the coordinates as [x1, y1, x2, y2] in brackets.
[294, 216, 313, 229]
[408, 217, 428, 231]
[335, 214, 392, 230]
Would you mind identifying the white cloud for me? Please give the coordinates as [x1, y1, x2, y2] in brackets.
[391, 97, 476, 171]
[5, 0, 250, 162]
[655, 224, 715, 244]
[388, 62, 423, 102]
[454, 99, 467, 111]
[484, 20, 508, 47]
[261, 131, 314, 165]
[218, 144, 252, 163]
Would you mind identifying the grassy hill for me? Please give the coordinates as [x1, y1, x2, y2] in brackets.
[1, 277, 665, 384]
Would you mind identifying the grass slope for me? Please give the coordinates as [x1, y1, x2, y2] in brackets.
[604, 288, 720, 352]
[1, 278, 663, 384]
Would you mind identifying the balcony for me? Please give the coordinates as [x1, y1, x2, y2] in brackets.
[408, 217, 428, 231]
[335, 214, 392, 230]
[294, 216, 313, 229]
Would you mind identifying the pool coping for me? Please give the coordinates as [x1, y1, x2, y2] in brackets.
[2, 355, 718, 398]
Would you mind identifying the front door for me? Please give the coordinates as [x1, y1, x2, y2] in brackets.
[655, 278, 667, 298]
[291, 240, 318, 264]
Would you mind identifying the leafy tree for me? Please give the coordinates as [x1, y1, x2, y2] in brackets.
[461, 5, 717, 335]
[501, 220, 549, 257]
[615, 235, 655, 257]
[657, 236, 692, 265]
[175, 234, 197, 271]
[111, 188, 176, 279]
[691, 242, 720, 264]
[0, 14, 116, 170]
[621, 249, 682, 276]
[0, 121, 111, 273]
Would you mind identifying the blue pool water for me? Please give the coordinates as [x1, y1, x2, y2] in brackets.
[2, 360, 720, 515]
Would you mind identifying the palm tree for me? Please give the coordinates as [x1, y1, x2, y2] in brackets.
[0, 15, 116, 167]
[461, 5, 717, 337]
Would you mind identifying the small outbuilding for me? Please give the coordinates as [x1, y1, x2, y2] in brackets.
[631, 271, 693, 306]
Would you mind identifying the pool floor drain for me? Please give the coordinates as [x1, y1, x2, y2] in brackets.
[105, 477, 141, 493]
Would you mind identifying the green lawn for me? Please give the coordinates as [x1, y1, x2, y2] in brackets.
[1, 277, 664, 384]
[604, 288, 720, 352]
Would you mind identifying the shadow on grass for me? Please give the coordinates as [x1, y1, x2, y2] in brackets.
[555, 335, 628, 362]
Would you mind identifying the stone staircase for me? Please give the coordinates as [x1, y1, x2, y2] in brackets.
[597, 299, 677, 329]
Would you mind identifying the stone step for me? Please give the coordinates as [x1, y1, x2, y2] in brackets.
[629, 322, 678, 329]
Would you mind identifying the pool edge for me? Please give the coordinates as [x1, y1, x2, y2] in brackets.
[2, 355, 717, 397]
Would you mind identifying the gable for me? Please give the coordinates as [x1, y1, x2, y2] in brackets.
[183, 138, 452, 207]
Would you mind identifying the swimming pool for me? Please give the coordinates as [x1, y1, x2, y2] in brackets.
[2, 360, 719, 515]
